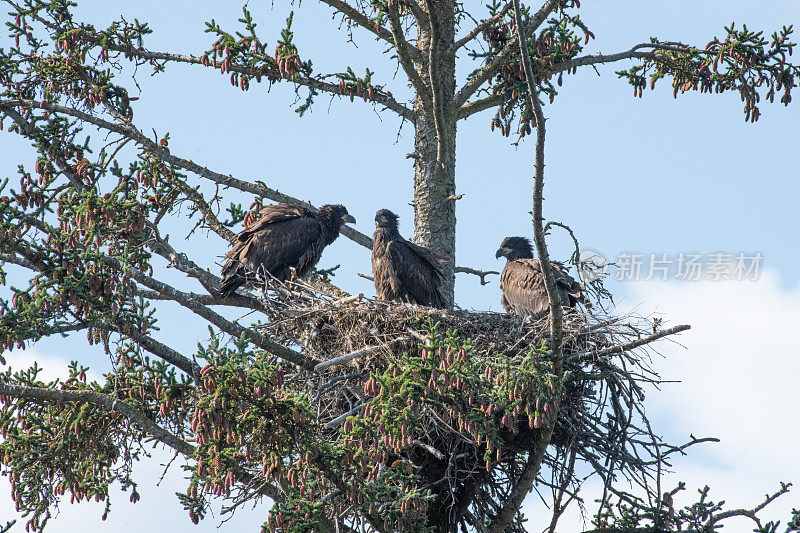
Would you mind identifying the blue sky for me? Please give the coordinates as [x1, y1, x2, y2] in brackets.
[1, 0, 799, 530]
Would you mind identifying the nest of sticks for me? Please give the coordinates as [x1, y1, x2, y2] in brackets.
[248, 277, 675, 522]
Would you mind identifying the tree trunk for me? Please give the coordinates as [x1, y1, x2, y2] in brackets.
[413, 2, 458, 307]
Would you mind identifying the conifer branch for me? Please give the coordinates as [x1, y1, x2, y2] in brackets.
[452, 0, 561, 110]
[450, 1, 513, 54]
[0, 383, 195, 456]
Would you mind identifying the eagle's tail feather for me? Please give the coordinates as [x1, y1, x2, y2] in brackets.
[219, 275, 244, 298]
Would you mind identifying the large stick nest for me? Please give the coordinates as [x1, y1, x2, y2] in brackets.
[248, 278, 674, 530]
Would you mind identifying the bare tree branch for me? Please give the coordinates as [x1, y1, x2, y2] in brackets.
[386, 2, 431, 107]
[99, 255, 319, 371]
[569, 324, 692, 364]
[0, 98, 376, 251]
[453, 266, 500, 285]
[171, 177, 237, 244]
[552, 42, 699, 74]
[458, 93, 504, 120]
[313, 338, 406, 372]
[489, 443, 550, 533]
[710, 482, 792, 526]
[422, 0, 448, 165]
[511, 0, 564, 353]
[135, 288, 261, 310]
[488, 3, 565, 528]
[143, 226, 223, 294]
[0, 252, 36, 271]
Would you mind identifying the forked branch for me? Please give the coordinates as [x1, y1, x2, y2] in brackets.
[386, 2, 430, 106]
[452, 0, 561, 110]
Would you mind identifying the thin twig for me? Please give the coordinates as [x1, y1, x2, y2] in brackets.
[450, 1, 513, 54]
[325, 403, 365, 429]
[314, 338, 406, 372]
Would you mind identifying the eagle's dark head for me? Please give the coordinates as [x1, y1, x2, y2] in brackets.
[318, 204, 356, 227]
[374, 209, 400, 232]
[496, 236, 534, 261]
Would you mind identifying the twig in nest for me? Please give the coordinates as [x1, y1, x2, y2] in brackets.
[314, 338, 408, 372]
[331, 293, 364, 306]
[569, 324, 691, 364]
[325, 404, 365, 429]
[406, 327, 431, 345]
[414, 439, 445, 460]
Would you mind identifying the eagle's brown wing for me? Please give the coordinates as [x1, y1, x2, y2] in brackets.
[234, 204, 310, 244]
[500, 259, 586, 317]
[220, 205, 325, 296]
[380, 239, 448, 309]
[550, 261, 591, 308]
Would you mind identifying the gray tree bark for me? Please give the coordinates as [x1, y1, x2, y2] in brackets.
[412, 1, 458, 307]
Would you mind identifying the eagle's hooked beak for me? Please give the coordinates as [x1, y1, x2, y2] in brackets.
[343, 214, 356, 224]
[495, 247, 510, 259]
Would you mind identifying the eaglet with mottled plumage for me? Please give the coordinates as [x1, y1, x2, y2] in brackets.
[495, 236, 590, 318]
[219, 203, 355, 297]
[372, 209, 448, 309]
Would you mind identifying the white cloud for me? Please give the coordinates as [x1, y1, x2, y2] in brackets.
[525, 270, 800, 531]
[3, 349, 103, 384]
[629, 271, 800, 472]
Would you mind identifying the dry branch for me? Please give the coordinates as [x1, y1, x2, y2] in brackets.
[314, 339, 406, 372]
[386, 3, 431, 107]
[0, 98, 376, 251]
[423, 0, 448, 165]
[552, 42, 702, 75]
[570, 324, 692, 364]
[512, 0, 564, 355]
[454, 266, 500, 285]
